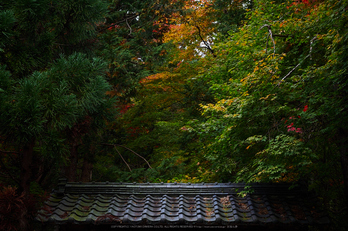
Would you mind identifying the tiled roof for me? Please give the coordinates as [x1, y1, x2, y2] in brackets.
[36, 180, 329, 228]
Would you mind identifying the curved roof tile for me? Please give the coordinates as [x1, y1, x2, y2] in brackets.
[36, 180, 330, 228]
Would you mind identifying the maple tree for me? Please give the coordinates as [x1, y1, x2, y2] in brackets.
[103, 0, 251, 183]
[186, 0, 348, 228]
[92, 0, 185, 181]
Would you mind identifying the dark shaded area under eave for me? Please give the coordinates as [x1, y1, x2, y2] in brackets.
[35, 180, 330, 230]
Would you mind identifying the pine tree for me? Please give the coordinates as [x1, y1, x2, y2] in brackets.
[0, 1, 112, 229]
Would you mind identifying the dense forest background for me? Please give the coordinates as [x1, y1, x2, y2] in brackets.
[1, 0, 348, 229]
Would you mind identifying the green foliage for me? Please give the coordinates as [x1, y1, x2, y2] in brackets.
[0, 0, 114, 197]
[97, 0, 175, 101]
[186, 0, 348, 228]
[0, 0, 107, 78]
[97, 0, 250, 184]
[1, 0, 348, 229]
[0, 9, 16, 50]
[1, 53, 111, 142]
[212, 0, 251, 35]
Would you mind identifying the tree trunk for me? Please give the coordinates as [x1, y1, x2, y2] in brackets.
[81, 159, 93, 182]
[19, 138, 35, 231]
[20, 139, 35, 194]
[65, 144, 78, 182]
[341, 152, 348, 207]
[338, 128, 348, 209]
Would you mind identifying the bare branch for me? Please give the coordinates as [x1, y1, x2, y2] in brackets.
[98, 14, 139, 32]
[126, 18, 132, 36]
[265, 33, 270, 54]
[195, 26, 216, 57]
[101, 143, 152, 169]
[114, 145, 132, 172]
[114, 144, 153, 169]
[279, 61, 303, 83]
[260, 24, 275, 57]
[309, 36, 316, 60]
[278, 36, 317, 85]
